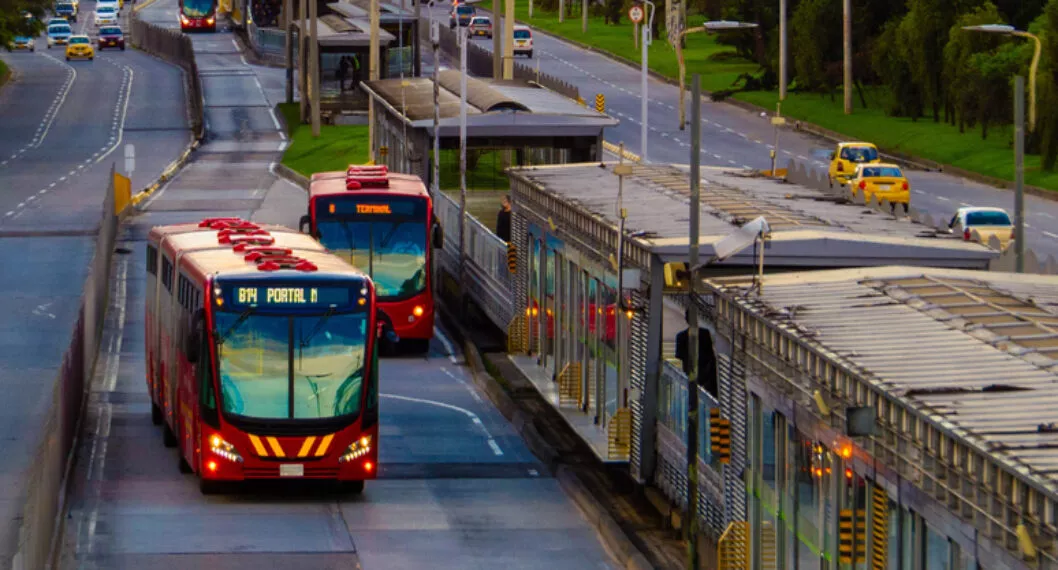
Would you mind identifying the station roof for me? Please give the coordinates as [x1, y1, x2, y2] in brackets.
[361, 72, 617, 138]
[705, 266, 1058, 498]
[328, 0, 416, 23]
[507, 163, 997, 269]
[294, 12, 396, 47]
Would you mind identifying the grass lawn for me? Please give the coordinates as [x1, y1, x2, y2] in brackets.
[277, 102, 370, 176]
[516, 7, 1058, 191]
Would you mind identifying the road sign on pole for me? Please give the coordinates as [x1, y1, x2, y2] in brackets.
[124, 144, 135, 175]
[628, 5, 644, 24]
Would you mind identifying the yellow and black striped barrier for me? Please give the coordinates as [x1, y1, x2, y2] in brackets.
[594, 93, 605, 114]
[506, 242, 517, 273]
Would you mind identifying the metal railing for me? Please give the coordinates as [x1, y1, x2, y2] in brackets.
[14, 166, 124, 570]
[658, 359, 721, 469]
[433, 191, 515, 330]
[248, 21, 286, 54]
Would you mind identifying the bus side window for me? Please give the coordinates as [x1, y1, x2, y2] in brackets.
[195, 310, 219, 427]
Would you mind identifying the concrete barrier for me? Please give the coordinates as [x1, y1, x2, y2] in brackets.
[6, 167, 123, 570]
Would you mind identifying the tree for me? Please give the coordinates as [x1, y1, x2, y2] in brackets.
[1034, 1, 1058, 169]
[1, 0, 50, 49]
[790, 0, 840, 93]
[969, 44, 1021, 139]
[872, 18, 923, 117]
[943, 3, 1008, 133]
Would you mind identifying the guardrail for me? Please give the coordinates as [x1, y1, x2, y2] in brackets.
[129, 14, 205, 141]
[12, 166, 125, 570]
[433, 191, 515, 330]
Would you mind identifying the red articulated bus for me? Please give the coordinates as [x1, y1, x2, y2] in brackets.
[300, 165, 443, 353]
[146, 217, 394, 494]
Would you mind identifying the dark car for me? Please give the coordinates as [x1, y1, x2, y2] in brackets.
[97, 26, 124, 49]
[54, 3, 77, 22]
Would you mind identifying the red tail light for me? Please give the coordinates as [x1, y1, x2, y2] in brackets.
[858, 181, 866, 190]
[964, 229, 971, 241]
[902, 182, 909, 190]
[1011, 229, 1016, 240]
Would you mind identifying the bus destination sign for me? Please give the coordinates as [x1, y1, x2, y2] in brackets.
[356, 204, 391, 215]
[228, 286, 350, 308]
[321, 196, 426, 218]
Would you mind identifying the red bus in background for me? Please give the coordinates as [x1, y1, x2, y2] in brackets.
[179, 0, 216, 31]
[146, 217, 393, 494]
[301, 166, 443, 353]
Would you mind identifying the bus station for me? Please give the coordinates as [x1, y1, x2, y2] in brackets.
[704, 266, 1058, 569]
[359, 72, 618, 186]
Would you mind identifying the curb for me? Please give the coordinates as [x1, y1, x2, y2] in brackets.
[272, 162, 309, 190]
[436, 299, 655, 570]
[130, 137, 197, 207]
[507, 15, 1058, 201]
[131, 0, 161, 14]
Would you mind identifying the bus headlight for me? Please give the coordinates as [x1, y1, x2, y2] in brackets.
[210, 435, 244, 463]
[338, 435, 372, 463]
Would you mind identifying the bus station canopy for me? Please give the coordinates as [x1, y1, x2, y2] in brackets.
[293, 13, 396, 48]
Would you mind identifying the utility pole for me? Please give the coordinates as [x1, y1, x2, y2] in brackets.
[369, 0, 380, 160]
[581, 0, 587, 33]
[284, 0, 292, 103]
[503, 0, 514, 79]
[298, 0, 307, 121]
[432, 19, 440, 195]
[413, 0, 421, 77]
[842, 0, 852, 114]
[640, 2, 653, 163]
[459, 28, 468, 312]
[778, 0, 786, 101]
[493, 0, 502, 78]
[686, 72, 702, 570]
[1015, 75, 1026, 273]
[559, 0, 564, 23]
[309, 0, 320, 137]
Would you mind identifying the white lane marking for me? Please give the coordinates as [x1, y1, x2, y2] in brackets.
[1038, 212, 1055, 219]
[937, 196, 951, 202]
[1044, 231, 1058, 239]
[441, 367, 482, 404]
[433, 325, 459, 364]
[31, 53, 78, 149]
[93, 63, 134, 165]
[961, 202, 972, 207]
[3, 212, 12, 217]
[380, 393, 503, 455]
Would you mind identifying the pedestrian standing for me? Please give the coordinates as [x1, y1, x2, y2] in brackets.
[496, 195, 512, 242]
[337, 57, 349, 92]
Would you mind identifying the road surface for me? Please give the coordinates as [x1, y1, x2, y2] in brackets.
[0, 4, 188, 562]
[55, 6, 622, 569]
[433, 4, 1058, 260]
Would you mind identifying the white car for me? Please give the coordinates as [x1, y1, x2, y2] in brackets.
[512, 25, 533, 58]
[95, 6, 118, 26]
[96, 0, 120, 13]
[46, 22, 73, 48]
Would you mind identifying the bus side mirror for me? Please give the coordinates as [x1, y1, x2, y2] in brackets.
[299, 214, 311, 234]
[375, 309, 400, 343]
[432, 223, 444, 249]
[186, 309, 205, 364]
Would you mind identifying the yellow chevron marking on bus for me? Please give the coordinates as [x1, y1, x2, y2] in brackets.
[266, 436, 285, 457]
[297, 436, 317, 458]
[315, 434, 335, 457]
[247, 434, 268, 456]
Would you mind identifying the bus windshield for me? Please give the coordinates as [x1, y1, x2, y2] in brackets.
[215, 310, 368, 420]
[316, 196, 428, 300]
[181, 0, 214, 17]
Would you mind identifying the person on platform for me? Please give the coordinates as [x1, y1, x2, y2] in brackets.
[496, 195, 512, 243]
[675, 311, 719, 399]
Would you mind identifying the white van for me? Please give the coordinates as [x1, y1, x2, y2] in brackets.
[513, 25, 533, 58]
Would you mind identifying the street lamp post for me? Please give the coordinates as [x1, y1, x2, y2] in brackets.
[640, 0, 656, 163]
[963, 24, 1043, 274]
[677, 21, 757, 130]
[459, 26, 469, 305]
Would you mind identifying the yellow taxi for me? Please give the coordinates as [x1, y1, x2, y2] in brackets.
[65, 35, 94, 61]
[849, 163, 909, 206]
[828, 142, 881, 187]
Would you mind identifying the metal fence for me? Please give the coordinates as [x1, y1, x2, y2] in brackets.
[11, 167, 122, 570]
[129, 14, 205, 141]
[433, 191, 515, 332]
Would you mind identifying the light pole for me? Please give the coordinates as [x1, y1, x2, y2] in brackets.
[686, 72, 702, 570]
[429, 3, 440, 195]
[778, 0, 786, 101]
[459, 25, 469, 303]
[677, 21, 757, 130]
[963, 24, 1043, 274]
[962, 24, 1041, 131]
[640, 0, 656, 163]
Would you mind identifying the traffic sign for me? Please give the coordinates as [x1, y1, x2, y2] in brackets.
[628, 5, 644, 24]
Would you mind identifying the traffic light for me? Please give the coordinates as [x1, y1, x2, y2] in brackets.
[506, 242, 517, 273]
[839, 509, 867, 564]
[709, 408, 731, 464]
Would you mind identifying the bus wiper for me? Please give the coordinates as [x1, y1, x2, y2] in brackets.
[216, 308, 253, 346]
[301, 373, 331, 418]
[299, 306, 336, 349]
[340, 221, 357, 264]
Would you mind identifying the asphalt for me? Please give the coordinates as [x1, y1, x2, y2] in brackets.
[55, 5, 622, 569]
[0, 3, 187, 563]
[431, 4, 1058, 261]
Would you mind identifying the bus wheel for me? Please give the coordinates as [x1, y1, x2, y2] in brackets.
[338, 480, 365, 495]
[151, 402, 163, 425]
[162, 423, 178, 448]
[178, 453, 193, 474]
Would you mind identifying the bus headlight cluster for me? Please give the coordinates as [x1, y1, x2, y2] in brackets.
[338, 435, 372, 463]
[210, 435, 243, 463]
